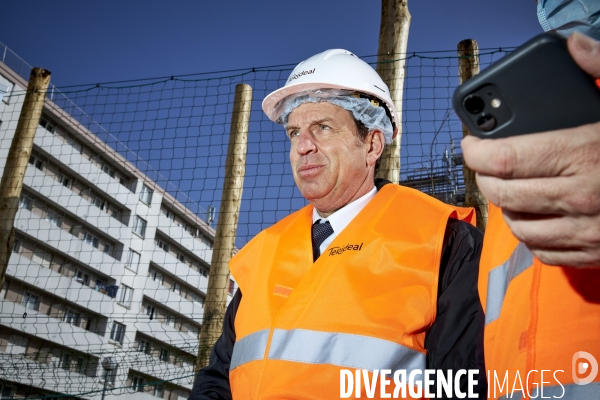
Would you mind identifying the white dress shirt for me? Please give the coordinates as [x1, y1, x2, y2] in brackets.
[311, 186, 377, 256]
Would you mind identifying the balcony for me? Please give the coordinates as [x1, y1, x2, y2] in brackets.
[128, 352, 194, 390]
[156, 213, 213, 264]
[0, 357, 100, 396]
[6, 253, 115, 316]
[143, 277, 204, 323]
[15, 208, 125, 279]
[33, 125, 137, 207]
[0, 301, 105, 352]
[24, 167, 130, 243]
[150, 248, 208, 294]
[133, 319, 198, 357]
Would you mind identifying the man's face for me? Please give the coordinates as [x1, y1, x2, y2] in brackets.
[286, 102, 377, 215]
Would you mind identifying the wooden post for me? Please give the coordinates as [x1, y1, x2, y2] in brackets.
[196, 83, 251, 370]
[375, 0, 411, 183]
[0, 68, 51, 290]
[458, 39, 488, 231]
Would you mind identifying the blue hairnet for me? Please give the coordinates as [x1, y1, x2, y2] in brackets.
[276, 89, 394, 144]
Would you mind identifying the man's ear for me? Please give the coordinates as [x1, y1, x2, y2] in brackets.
[366, 129, 385, 166]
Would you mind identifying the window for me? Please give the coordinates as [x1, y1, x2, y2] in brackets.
[185, 225, 198, 237]
[83, 232, 99, 249]
[101, 163, 115, 178]
[12, 239, 20, 253]
[19, 194, 33, 210]
[93, 195, 108, 212]
[164, 314, 174, 327]
[132, 216, 147, 238]
[39, 116, 56, 133]
[103, 242, 112, 255]
[110, 207, 121, 220]
[95, 278, 106, 290]
[58, 172, 71, 188]
[156, 239, 169, 252]
[159, 348, 169, 362]
[199, 267, 209, 278]
[138, 339, 151, 354]
[64, 308, 81, 327]
[110, 321, 126, 345]
[28, 155, 44, 171]
[171, 282, 181, 295]
[150, 270, 163, 285]
[59, 353, 71, 370]
[125, 250, 140, 272]
[228, 279, 235, 296]
[163, 208, 175, 222]
[153, 384, 164, 398]
[146, 304, 155, 320]
[132, 375, 145, 392]
[176, 252, 185, 263]
[83, 317, 93, 331]
[0, 383, 15, 398]
[118, 284, 133, 307]
[22, 291, 40, 311]
[73, 269, 90, 286]
[139, 184, 153, 205]
[75, 357, 85, 374]
[104, 367, 117, 385]
[45, 209, 63, 228]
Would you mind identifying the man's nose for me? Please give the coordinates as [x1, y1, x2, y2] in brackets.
[296, 129, 317, 155]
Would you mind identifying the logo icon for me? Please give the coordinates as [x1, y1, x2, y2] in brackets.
[572, 351, 598, 385]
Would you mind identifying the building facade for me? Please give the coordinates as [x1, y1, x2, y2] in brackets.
[0, 46, 234, 399]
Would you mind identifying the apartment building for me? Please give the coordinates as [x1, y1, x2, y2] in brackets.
[0, 45, 236, 399]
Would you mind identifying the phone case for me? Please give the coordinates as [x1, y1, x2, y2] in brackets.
[452, 33, 600, 139]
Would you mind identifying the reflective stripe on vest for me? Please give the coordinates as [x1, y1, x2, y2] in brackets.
[230, 329, 270, 371]
[499, 382, 600, 399]
[485, 242, 534, 325]
[231, 328, 426, 374]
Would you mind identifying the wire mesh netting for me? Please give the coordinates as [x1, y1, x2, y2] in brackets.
[0, 46, 509, 399]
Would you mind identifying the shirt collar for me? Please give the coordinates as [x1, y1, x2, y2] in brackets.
[311, 186, 377, 234]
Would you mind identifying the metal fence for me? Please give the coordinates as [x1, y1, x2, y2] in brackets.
[0, 45, 509, 399]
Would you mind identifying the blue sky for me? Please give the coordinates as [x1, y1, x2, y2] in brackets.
[2, 1, 543, 87]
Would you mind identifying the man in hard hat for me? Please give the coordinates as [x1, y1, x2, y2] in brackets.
[190, 49, 484, 399]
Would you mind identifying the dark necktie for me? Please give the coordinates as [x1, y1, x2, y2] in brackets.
[312, 219, 334, 262]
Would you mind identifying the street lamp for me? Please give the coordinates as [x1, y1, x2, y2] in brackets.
[101, 357, 117, 400]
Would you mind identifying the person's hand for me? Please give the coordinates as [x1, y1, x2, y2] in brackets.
[461, 32, 600, 267]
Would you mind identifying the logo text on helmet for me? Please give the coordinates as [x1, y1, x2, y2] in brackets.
[288, 68, 316, 83]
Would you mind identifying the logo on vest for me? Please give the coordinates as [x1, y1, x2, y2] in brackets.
[328, 243, 363, 256]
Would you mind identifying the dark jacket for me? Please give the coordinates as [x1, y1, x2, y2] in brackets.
[190, 181, 485, 399]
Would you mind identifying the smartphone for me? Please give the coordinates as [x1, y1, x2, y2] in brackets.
[452, 32, 600, 139]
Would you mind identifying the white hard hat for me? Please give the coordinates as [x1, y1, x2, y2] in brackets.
[262, 49, 399, 139]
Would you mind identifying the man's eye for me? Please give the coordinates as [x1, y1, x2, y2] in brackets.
[320, 124, 330, 130]
[288, 130, 299, 138]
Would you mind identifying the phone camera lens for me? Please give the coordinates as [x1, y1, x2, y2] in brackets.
[476, 114, 497, 132]
[464, 95, 485, 114]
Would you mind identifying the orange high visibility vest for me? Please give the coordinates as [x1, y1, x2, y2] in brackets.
[229, 184, 475, 399]
[480, 204, 600, 399]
